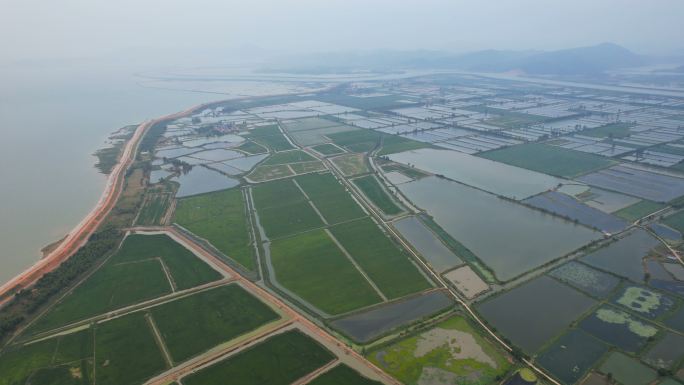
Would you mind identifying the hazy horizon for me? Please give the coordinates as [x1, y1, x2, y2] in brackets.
[2, 0, 684, 69]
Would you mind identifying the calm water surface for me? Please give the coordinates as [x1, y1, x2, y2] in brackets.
[0, 65, 215, 284]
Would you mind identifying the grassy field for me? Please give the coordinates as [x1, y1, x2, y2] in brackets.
[136, 192, 172, 225]
[369, 315, 510, 385]
[290, 161, 326, 174]
[381, 163, 429, 180]
[312, 143, 345, 156]
[152, 284, 280, 362]
[663, 210, 684, 233]
[174, 188, 255, 270]
[615, 200, 665, 222]
[331, 153, 369, 176]
[237, 140, 267, 155]
[353, 175, 402, 215]
[377, 135, 431, 156]
[308, 364, 382, 385]
[0, 329, 93, 385]
[328, 129, 428, 155]
[246, 125, 293, 151]
[247, 164, 294, 182]
[270, 230, 383, 315]
[330, 218, 431, 299]
[479, 143, 614, 178]
[28, 234, 221, 333]
[183, 330, 334, 385]
[94, 313, 167, 385]
[252, 179, 324, 238]
[583, 123, 635, 139]
[294, 172, 366, 224]
[262, 150, 315, 165]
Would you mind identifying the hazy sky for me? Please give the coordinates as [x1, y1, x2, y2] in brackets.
[2, 0, 683, 66]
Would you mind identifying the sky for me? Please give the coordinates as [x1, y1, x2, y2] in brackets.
[1, 0, 684, 67]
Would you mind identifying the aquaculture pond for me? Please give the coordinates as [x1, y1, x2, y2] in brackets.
[579, 306, 659, 352]
[643, 332, 684, 369]
[548, 261, 620, 298]
[393, 216, 463, 273]
[523, 191, 628, 234]
[389, 148, 565, 199]
[598, 352, 657, 385]
[173, 166, 239, 198]
[477, 276, 596, 353]
[331, 290, 453, 343]
[398, 177, 602, 281]
[537, 329, 609, 385]
[581, 229, 660, 283]
[611, 285, 677, 319]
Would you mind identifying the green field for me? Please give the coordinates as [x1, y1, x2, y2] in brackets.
[0, 329, 93, 385]
[663, 210, 684, 233]
[183, 330, 334, 385]
[29, 234, 221, 333]
[583, 123, 635, 139]
[295, 172, 366, 224]
[369, 315, 511, 385]
[136, 192, 172, 225]
[246, 125, 293, 151]
[599, 352, 656, 385]
[247, 164, 294, 182]
[328, 129, 428, 154]
[174, 188, 255, 270]
[94, 313, 167, 385]
[152, 284, 280, 362]
[353, 175, 402, 215]
[308, 364, 382, 385]
[312, 143, 345, 156]
[330, 218, 431, 299]
[252, 179, 324, 238]
[331, 153, 370, 176]
[615, 200, 665, 222]
[290, 161, 326, 174]
[262, 150, 315, 165]
[270, 230, 383, 315]
[479, 143, 614, 178]
[237, 140, 267, 155]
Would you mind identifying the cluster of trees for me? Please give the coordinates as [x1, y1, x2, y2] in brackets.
[0, 228, 122, 342]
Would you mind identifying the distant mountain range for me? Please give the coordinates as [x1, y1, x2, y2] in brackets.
[264, 43, 655, 76]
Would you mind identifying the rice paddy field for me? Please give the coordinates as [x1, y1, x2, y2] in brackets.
[174, 188, 256, 270]
[294, 172, 367, 224]
[479, 143, 614, 178]
[369, 315, 511, 385]
[27, 234, 222, 334]
[0, 329, 93, 385]
[312, 143, 345, 156]
[308, 364, 382, 385]
[269, 229, 383, 315]
[245, 124, 293, 151]
[136, 191, 173, 226]
[182, 330, 334, 385]
[614, 200, 665, 221]
[150, 284, 280, 362]
[353, 175, 403, 215]
[329, 218, 432, 299]
[252, 178, 324, 238]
